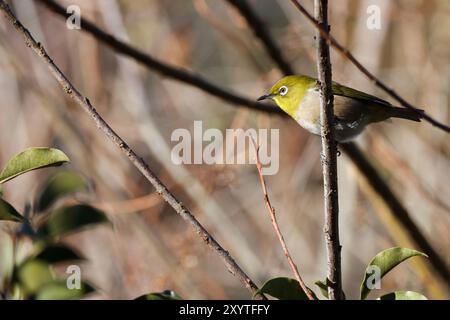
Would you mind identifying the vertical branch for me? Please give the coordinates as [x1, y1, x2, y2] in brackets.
[314, 0, 343, 300]
[0, 0, 266, 300]
[35, 0, 450, 287]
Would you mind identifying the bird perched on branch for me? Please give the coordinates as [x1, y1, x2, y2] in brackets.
[258, 75, 423, 142]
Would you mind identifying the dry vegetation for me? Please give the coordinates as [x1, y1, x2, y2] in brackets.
[0, 0, 449, 299]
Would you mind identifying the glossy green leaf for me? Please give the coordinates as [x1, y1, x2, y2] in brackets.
[0, 148, 70, 184]
[314, 279, 329, 299]
[255, 277, 315, 300]
[378, 291, 427, 300]
[360, 247, 427, 300]
[38, 204, 109, 239]
[313, 279, 345, 300]
[0, 197, 24, 222]
[35, 244, 84, 264]
[35, 280, 94, 300]
[36, 172, 87, 212]
[17, 259, 53, 294]
[135, 290, 182, 300]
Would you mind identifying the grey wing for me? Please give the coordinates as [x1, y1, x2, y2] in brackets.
[332, 96, 369, 141]
[333, 95, 366, 125]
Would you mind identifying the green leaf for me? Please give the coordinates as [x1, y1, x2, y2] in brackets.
[0, 197, 24, 222]
[378, 291, 427, 300]
[16, 259, 54, 294]
[38, 204, 109, 239]
[35, 280, 94, 300]
[0, 148, 70, 184]
[360, 247, 427, 300]
[36, 172, 87, 212]
[255, 277, 315, 300]
[135, 290, 182, 300]
[35, 244, 84, 264]
[314, 279, 329, 299]
[313, 279, 346, 300]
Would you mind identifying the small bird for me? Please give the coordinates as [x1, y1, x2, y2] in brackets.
[258, 75, 423, 142]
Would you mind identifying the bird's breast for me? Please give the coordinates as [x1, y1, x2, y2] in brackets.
[294, 89, 321, 135]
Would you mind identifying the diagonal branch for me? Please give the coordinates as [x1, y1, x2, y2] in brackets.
[35, 0, 450, 286]
[225, 0, 294, 75]
[35, 0, 282, 115]
[0, 0, 266, 300]
[233, 0, 449, 288]
[252, 141, 314, 300]
[289, 0, 450, 133]
[340, 143, 450, 286]
[314, 0, 343, 300]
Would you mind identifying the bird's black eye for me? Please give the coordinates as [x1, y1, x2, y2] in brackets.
[279, 85, 288, 96]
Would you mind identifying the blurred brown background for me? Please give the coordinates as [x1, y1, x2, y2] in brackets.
[0, 0, 449, 299]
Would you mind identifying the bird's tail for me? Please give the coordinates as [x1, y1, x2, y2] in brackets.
[389, 107, 424, 122]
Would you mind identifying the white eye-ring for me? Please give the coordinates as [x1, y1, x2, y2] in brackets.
[278, 85, 288, 96]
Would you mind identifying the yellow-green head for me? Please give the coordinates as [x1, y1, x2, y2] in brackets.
[258, 75, 316, 117]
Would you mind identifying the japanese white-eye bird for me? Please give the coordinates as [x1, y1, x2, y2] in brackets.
[258, 75, 423, 142]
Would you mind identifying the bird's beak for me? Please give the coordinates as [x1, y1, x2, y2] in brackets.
[257, 93, 275, 101]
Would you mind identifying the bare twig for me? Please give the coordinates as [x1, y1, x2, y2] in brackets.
[0, 1, 266, 299]
[369, 134, 450, 214]
[225, 0, 294, 75]
[289, 0, 450, 133]
[35, 0, 282, 115]
[233, 0, 449, 288]
[251, 140, 314, 300]
[314, 0, 343, 300]
[194, 0, 265, 73]
[341, 143, 450, 286]
[35, 0, 450, 286]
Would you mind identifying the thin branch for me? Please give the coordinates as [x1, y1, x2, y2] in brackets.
[370, 134, 450, 214]
[35, 0, 282, 116]
[289, 0, 450, 134]
[0, 1, 266, 300]
[314, 0, 343, 300]
[251, 140, 314, 300]
[231, 0, 449, 289]
[194, 0, 266, 73]
[340, 143, 450, 286]
[35, 0, 450, 286]
[225, 0, 294, 75]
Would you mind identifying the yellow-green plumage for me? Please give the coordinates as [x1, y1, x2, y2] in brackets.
[258, 75, 422, 142]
